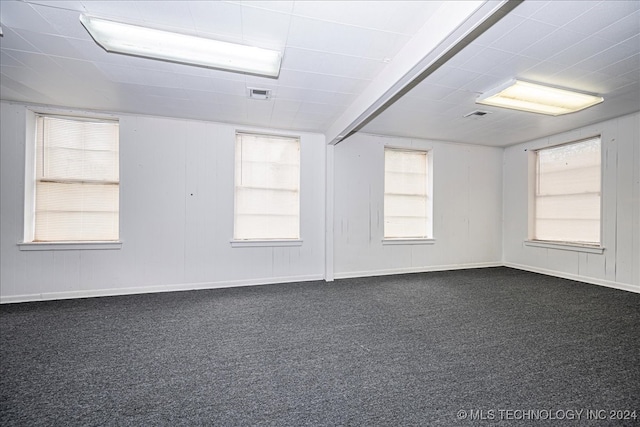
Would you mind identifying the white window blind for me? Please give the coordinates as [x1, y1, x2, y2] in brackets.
[533, 137, 601, 245]
[384, 148, 429, 239]
[34, 115, 119, 242]
[234, 133, 300, 240]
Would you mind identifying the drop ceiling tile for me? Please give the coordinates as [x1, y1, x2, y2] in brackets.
[296, 102, 336, 116]
[1, 49, 60, 72]
[80, 1, 144, 22]
[97, 63, 147, 85]
[472, 14, 526, 48]
[390, 96, 449, 116]
[185, 91, 247, 108]
[598, 52, 640, 78]
[281, 47, 385, 80]
[0, 51, 24, 67]
[510, 0, 550, 19]
[26, 1, 86, 12]
[132, 84, 189, 100]
[428, 67, 482, 90]
[593, 11, 640, 43]
[520, 28, 587, 60]
[457, 47, 514, 73]
[50, 56, 109, 84]
[408, 83, 456, 101]
[292, 1, 440, 35]
[0, 1, 57, 33]
[440, 89, 478, 107]
[551, 68, 618, 97]
[276, 86, 354, 106]
[0, 71, 56, 103]
[493, 18, 559, 54]
[546, 36, 614, 67]
[0, 80, 29, 101]
[460, 73, 506, 94]
[244, 75, 279, 91]
[247, 99, 275, 120]
[66, 38, 127, 64]
[178, 74, 247, 96]
[445, 41, 483, 68]
[573, 40, 640, 73]
[187, 1, 243, 41]
[31, 4, 92, 40]
[522, 60, 571, 82]
[277, 69, 369, 94]
[484, 55, 539, 80]
[287, 15, 410, 60]
[0, 28, 40, 53]
[136, 1, 195, 30]
[241, 6, 291, 50]
[242, 1, 294, 14]
[14, 29, 83, 59]
[563, 1, 640, 35]
[528, 0, 596, 29]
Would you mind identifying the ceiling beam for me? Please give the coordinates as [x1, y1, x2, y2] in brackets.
[325, 0, 523, 145]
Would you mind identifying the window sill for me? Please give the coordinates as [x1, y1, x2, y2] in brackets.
[230, 239, 303, 248]
[18, 241, 123, 251]
[382, 238, 436, 246]
[524, 240, 604, 254]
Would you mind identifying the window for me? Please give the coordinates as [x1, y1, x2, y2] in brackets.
[29, 115, 119, 242]
[532, 136, 601, 245]
[384, 148, 431, 239]
[234, 132, 300, 240]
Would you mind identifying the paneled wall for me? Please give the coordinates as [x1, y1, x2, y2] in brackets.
[332, 133, 503, 277]
[0, 102, 326, 302]
[2, 100, 637, 302]
[503, 112, 640, 292]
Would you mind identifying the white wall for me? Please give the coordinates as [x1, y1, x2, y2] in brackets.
[332, 133, 503, 278]
[503, 112, 640, 292]
[0, 101, 326, 303]
[2, 100, 637, 302]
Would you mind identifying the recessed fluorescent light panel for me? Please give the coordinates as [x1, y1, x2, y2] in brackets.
[476, 80, 603, 116]
[79, 14, 282, 78]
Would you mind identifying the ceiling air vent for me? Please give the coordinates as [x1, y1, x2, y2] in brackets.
[248, 88, 271, 100]
[464, 110, 491, 118]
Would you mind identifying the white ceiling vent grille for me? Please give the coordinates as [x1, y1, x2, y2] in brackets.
[248, 88, 272, 100]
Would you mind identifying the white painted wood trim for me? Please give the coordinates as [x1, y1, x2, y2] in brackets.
[523, 240, 605, 254]
[230, 239, 303, 248]
[382, 238, 436, 246]
[504, 262, 640, 294]
[18, 241, 123, 251]
[0, 274, 324, 304]
[334, 262, 501, 279]
[325, 144, 335, 281]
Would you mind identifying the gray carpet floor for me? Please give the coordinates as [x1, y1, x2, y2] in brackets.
[1, 267, 639, 426]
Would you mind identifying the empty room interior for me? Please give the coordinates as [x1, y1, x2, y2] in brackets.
[1, 0, 639, 425]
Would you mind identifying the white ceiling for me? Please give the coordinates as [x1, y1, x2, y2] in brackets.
[1, 0, 639, 147]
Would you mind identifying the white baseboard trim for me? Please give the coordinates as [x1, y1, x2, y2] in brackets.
[334, 262, 502, 280]
[3, 263, 638, 304]
[504, 262, 640, 294]
[0, 274, 324, 304]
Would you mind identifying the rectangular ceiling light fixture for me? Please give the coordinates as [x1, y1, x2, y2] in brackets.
[476, 80, 603, 116]
[79, 14, 282, 78]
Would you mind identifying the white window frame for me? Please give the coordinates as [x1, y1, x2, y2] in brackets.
[525, 136, 604, 254]
[231, 131, 302, 247]
[19, 110, 121, 251]
[383, 147, 434, 244]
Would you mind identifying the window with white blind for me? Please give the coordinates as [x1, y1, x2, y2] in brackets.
[30, 115, 119, 242]
[234, 132, 300, 240]
[532, 136, 601, 245]
[384, 148, 431, 239]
